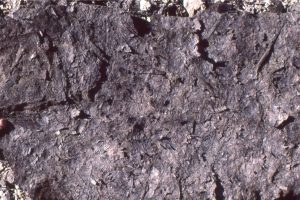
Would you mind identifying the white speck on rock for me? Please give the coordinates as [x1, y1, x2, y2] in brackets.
[140, 0, 151, 11]
[90, 178, 98, 186]
[70, 130, 79, 135]
[70, 108, 81, 118]
[55, 130, 61, 136]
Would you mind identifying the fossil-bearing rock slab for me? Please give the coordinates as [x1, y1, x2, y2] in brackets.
[0, 3, 300, 200]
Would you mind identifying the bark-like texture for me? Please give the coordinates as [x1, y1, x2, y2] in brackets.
[0, 3, 300, 200]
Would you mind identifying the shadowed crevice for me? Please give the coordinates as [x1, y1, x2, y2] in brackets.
[131, 16, 151, 36]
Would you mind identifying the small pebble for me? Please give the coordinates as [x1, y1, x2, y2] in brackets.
[55, 130, 61, 136]
[70, 131, 78, 135]
[90, 178, 98, 186]
[70, 108, 81, 118]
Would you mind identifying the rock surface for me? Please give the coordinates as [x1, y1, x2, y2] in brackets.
[0, 2, 300, 200]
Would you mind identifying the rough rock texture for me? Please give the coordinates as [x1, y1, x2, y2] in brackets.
[1, 0, 299, 17]
[0, 2, 300, 200]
